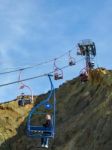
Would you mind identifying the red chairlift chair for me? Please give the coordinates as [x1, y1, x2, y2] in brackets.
[54, 59, 63, 80]
[68, 51, 76, 66]
[79, 68, 88, 83]
[18, 70, 33, 106]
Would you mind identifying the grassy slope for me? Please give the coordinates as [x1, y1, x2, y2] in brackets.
[0, 69, 112, 150]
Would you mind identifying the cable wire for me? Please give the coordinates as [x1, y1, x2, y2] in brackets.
[0, 48, 75, 75]
[0, 58, 84, 87]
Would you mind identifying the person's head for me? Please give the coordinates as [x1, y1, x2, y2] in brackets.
[46, 114, 51, 120]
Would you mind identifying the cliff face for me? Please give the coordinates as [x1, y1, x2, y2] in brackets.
[0, 69, 112, 150]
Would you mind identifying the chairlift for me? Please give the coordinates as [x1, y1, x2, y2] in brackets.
[27, 74, 56, 139]
[18, 70, 33, 106]
[54, 59, 63, 80]
[68, 51, 76, 66]
[79, 68, 88, 83]
[18, 92, 32, 106]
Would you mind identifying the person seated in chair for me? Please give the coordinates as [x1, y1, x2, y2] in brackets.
[18, 93, 25, 106]
[41, 114, 52, 148]
[21, 93, 25, 99]
[80, 72, 88, 83]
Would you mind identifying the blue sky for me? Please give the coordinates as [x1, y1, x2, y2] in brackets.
[0, 0, 112, 102]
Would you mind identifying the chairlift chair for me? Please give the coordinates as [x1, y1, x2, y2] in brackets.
[54, 69, 63, 80]
[18, 70, 33, 106]
[79, 68, 88, 83]
[27, 74, 56, 139]
[54, 59, 63, 80]
[69, 51, 76, 66]
[18, 92, 32, 106]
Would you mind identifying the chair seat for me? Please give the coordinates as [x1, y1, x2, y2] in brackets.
[27, 126, 54, 138]
[29, 126, 52, 132]
[28, 132, 53, 138]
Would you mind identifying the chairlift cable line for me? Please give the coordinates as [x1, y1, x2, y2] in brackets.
[0, 58, 84, 87]
[0, 48, 74, 75]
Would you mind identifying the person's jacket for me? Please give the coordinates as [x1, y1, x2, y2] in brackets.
[43, 119, 52, 129]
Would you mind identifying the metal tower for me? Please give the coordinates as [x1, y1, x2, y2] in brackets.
[77, 39, 96, 71]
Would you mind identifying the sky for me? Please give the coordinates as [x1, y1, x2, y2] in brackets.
[0, 0, 112, 102]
